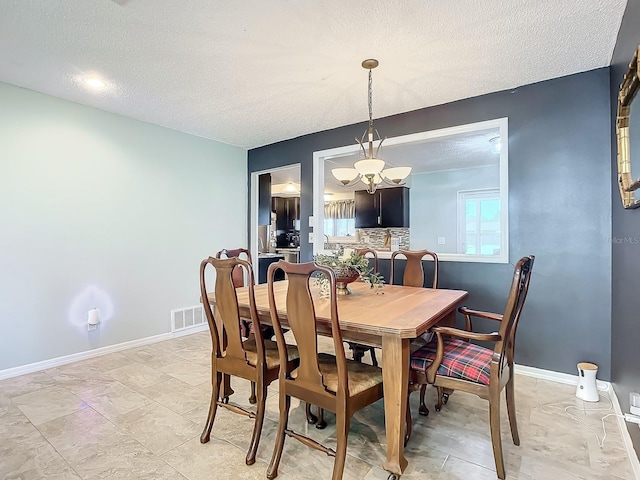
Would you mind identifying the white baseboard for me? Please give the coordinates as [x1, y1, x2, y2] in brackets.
[0, 324, 208, 381]
[514, 363, 611, 391]
[515, 363, 639, 479]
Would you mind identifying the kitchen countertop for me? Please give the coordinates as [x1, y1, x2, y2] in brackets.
[258, 253, 285, 259]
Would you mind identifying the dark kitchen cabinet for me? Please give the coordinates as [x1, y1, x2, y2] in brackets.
[258, 173, 271, 226]
[272, 196, 300, 232]
[354, 187, 410, 228]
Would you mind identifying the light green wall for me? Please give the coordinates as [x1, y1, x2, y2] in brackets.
[0, 82, 247, 370]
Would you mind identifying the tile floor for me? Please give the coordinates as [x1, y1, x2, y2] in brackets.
[0, 331, 635, 480]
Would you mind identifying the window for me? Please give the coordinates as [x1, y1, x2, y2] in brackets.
[324, 199, 355, 238]
[458, 189, 501, 256]
[324, 217, 355, 237]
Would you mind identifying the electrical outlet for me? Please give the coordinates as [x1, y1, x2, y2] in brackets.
[624, 413, 640, 425]
[308, 232, 315, 243]
[437, 236, 446, 245]
[631, 392, 640, 416]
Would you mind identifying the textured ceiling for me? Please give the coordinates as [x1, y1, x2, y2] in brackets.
[0, 0, 627, 149]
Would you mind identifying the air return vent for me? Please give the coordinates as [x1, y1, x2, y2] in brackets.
[171, 305, 205, 332]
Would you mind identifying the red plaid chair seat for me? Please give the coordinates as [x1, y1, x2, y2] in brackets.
[410, 337, 493, 385]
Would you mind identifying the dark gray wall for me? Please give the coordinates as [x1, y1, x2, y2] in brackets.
[249, 68, 612, 378]
[610, 0, 640, 455]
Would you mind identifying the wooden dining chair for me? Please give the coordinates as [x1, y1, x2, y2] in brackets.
[266, 260, 384, 480]
[390, 248, 439, 415]
[199, 256, 300, 466]
[347, 248, 379, 367]
[216, 247, 259, 404]
[406, 255, 534, 480]
[390, 249, 438, 288]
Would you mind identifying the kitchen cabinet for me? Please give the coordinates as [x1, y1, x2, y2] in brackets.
[272, 196, 300, 232]
[354, 187, 410, 228]
[258, 173, 271, 226]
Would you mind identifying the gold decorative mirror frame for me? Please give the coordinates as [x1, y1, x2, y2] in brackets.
[616, 44, 640, 209]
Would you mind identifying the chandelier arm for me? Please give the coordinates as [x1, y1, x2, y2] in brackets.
[335, 177, 362, 188]
[356, 137, 367, 157]
[375, 134, 386, 158]
[380, 176, 406, 187]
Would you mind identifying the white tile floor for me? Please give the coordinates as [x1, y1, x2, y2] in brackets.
[0, 331, 635, 479]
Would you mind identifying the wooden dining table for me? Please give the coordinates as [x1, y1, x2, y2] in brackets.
[207, 280, 468, 477]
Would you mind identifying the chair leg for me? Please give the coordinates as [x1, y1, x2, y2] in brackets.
[349, 343, 366, 363]
[200, 371, 221, 443]
[246, 382, 267, 465]
[418, 384, 429, 416]
[443, 387, 453, 404]
[267, 393, 291, 480]
[316, 406, 327, 429]
[249, 381, 257, 404]
[305, 403, 318, 424]
[489, 393, 506, 480]
[369, 347, 378, 367]
[221, 373, 234, 400]
[405, 390, 412, 447]
[332, 410, 351, 480]
[435, 386, 445, 412]
[506, 375, 520, 446]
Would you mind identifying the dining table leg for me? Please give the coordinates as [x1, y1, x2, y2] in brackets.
[382, 334, 409, 476]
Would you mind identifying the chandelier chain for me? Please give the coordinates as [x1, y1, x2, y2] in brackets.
[368, 68, 373, 128]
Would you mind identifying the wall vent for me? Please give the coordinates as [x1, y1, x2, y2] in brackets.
[171, 305, 205, 333]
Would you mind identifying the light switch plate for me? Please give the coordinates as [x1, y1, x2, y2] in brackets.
[308, 216, 314, 227]
[308, 232, 315, 243]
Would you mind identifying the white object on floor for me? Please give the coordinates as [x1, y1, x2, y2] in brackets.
[576, 362, 599, 402]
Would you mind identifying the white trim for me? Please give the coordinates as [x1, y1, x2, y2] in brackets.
[250, 164, 302, 263]
[0, 324, 208, 381]
[610, 386, 640, 479]
[312, 117, 509, 263]
[514, 364, 610, 391]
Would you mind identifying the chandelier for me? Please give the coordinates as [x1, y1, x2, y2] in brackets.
[332, 59, 412, 194]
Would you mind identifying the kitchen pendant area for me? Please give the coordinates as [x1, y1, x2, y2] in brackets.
[256, 164, 301, 283]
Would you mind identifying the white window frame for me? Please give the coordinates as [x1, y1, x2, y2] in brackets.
[457, 188, 502, 256]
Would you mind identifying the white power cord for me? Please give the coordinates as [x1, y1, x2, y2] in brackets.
[564, 391, 626, 449]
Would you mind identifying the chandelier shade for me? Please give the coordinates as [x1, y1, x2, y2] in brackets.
[331, 59, 411, 194]
[332, 168, 359, 185]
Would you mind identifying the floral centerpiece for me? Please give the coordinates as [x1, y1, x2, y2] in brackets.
[313, 249, 384, 296]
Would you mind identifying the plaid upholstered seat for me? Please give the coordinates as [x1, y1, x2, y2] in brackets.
[410, 337, 493, 385]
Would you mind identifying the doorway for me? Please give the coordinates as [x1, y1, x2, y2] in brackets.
[250, 164, 301, 283]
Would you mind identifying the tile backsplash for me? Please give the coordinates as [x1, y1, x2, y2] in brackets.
[325, 228, 409, 252]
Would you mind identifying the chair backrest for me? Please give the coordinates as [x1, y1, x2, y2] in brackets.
[267, 260, 348, 396]
[390, 249, 438, 288]
[354, 248, 378, 274]
[200, 256, 265, 365]
[494, 255, 535, 369]
[216, 248, 252, 288]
